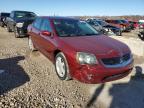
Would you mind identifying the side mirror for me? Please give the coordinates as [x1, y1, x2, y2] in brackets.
[41, 31, 51, 36]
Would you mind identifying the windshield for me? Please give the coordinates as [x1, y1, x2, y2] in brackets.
[15, 12, 36, 18]
[53, 19, 99, 37]
[120, 20, 128, 23]
[115, 20, 123, 24]
[94, 20, 108, 26]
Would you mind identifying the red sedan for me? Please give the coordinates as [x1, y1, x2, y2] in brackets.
[105, 19, 131, 32]
[27, 16, 133, 84]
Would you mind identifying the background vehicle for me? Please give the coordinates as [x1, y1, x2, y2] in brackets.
[138, 29, 144, 40]
[119, 19, 134, 30]
[139, 20, 144, 29]
[87, 19, 122, 36]
[0, 12, 10, 27]
[6, 10, 37, 38]
[105, 19, 131, 32]
[86, 19, 105, 34]
[28, 16, 133, 84]
[128, 20, 138, 29]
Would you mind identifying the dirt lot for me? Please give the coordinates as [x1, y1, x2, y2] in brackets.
[0, 27, 144, 108]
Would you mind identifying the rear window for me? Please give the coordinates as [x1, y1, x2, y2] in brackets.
[33, 18, 42, 30]
[15, 12, 36, 18]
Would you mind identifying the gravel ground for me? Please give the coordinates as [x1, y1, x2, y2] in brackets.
[0, 27, 144, 108]
[122, 29, 140, 39]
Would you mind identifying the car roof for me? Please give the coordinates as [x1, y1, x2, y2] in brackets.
[0, 13, 10, 16]
[39, 16, 78, 20]
[0, 12, 10, 14]
[12, 10, 35, 13]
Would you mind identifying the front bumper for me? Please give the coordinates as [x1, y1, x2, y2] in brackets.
[111, 29, 122, 36]
[123, 26, 131, 32]
[72, 60, 133, 84]
[16, 27, 28, 36]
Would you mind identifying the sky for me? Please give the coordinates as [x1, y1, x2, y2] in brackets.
[0, 0, 144, 16]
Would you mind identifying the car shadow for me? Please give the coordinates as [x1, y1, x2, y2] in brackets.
[85, 66, 144, 108]
[0, 56, 30, 95]
[109, 66, 144, 108]
[86, 83, 105, 108]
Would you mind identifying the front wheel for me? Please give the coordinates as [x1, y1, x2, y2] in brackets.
[0, 22, 4, 27]
[55, 52, 71, 80]
[7, 25, 12, 32]
[115, 30, 122, 36]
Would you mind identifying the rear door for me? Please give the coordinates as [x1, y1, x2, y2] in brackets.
[30, 17, 43, 49]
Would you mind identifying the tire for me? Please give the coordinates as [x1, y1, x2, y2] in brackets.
[55, 52, 71, 80]
[101, 29, 107, 35]
[7, 25, 12, 32]
[1, 22, 4, 27]
[14, 26, 20, 38]
[138, 34, 144, 41]
[28, 36, 36, 51]
[116, 30, 122, 36]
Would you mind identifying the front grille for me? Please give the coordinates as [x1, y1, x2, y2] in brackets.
[101, 53, 131, 66]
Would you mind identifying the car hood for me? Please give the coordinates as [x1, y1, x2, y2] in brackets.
[60, 35, 130, 56]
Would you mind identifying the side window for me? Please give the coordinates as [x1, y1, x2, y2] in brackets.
[33, 18, 42, 30]
[40, 19, 52, 31]
[10, 12, 14, 18]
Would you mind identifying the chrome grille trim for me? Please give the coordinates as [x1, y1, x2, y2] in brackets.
[101, 54, 133, 68]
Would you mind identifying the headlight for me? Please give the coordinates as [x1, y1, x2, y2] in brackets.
[104, 28, 109, 31]
[76, 52, 98, 65]
[16, 22, 24, 28]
